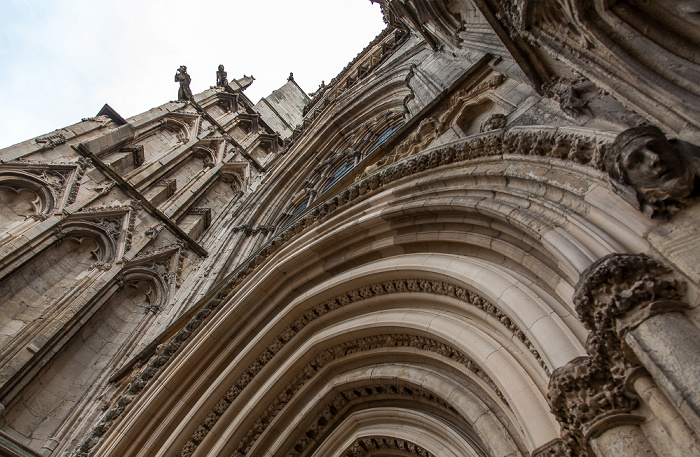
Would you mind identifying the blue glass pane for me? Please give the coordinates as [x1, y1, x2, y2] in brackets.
[367, 122, 404, 155]
[323, 161, 354, 193]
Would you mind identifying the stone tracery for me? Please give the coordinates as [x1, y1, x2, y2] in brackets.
[0, 3, 699, 457]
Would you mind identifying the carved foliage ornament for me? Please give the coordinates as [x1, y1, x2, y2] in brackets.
[573, 253, 683, 335]
[236, 384, 450, 457]
[35, 133, 67, 150]
[184, 333, 498, 457]
[548, 353, 637, 456]
[548, 253, 686, 456]
[288, 386, 450, 457]
[20, 158, 88, 206]
[342, 436, 435, 457]
[77, 279, 530, 457]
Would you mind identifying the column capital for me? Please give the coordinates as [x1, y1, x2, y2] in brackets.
[549, 355, 638, 455]
[574, 254, 685, 335]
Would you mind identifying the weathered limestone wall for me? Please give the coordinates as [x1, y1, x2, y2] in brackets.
[1, 3, 699, 457]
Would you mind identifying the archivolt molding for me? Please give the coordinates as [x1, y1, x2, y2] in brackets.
[78, 127, 616, 457]
[341, 436, 435, 457]
[285, 385, 452, 457]
[180, 333, 505, 457]
[83, 277, 533, 457]
[225, 126, 617, 296]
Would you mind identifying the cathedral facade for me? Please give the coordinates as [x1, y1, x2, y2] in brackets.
[1, 2, 699, 456]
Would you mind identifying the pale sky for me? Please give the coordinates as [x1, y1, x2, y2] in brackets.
[0, 0, 386, 149]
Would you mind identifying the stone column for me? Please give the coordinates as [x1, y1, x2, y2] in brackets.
[574, 254, 700, 435]
[587, 420, 656, 457]
[629, 369, 700, 457]
[549, 355, 657, 457]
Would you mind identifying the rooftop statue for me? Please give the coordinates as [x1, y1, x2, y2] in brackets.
[216, 64, 228, 87]
[604, 125, 700, 216]
[175, 65, 193, 101]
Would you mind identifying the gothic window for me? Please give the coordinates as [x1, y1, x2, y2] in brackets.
[323, 161, 355, 193]
[367, 122, 404, 155]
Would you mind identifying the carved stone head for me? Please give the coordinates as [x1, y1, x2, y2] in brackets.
[480, 113, 507, 132]
[218, 64, 224, 72]
[604, 126, 695, 209]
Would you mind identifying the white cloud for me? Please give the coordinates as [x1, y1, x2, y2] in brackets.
[0, 0, 384, 148]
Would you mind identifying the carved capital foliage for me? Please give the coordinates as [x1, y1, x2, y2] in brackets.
[549, 354, 637, 456]
[574, 253, 684, 335]
[548, 253, 689, 455]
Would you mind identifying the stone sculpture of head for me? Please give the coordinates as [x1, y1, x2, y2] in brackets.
[604, 126, 694, 204]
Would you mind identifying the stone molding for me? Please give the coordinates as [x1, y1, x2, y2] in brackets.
[232, 127, 614, 300]
[341, 436, 435, 457]
[531, 438, 566, 457]
[77, 278, 528, 457]
[181, 333, 494, 457]
[237, 384, 450, 457]
[74, 125, 613, 456]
